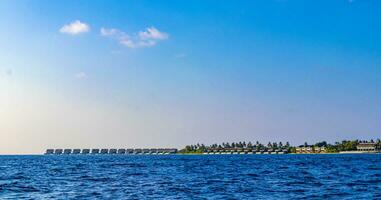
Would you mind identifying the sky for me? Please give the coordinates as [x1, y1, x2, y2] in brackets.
[1, 0, 381, 154]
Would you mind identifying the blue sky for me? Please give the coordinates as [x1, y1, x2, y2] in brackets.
[1, 0, 381, 153]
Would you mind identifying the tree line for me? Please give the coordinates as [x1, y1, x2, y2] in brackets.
[179, 141, 291, 154]
[180, 139, 381, 154]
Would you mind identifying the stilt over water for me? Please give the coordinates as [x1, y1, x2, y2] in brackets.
[45, 148, 178, 155]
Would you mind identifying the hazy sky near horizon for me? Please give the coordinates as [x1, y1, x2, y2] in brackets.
[1, 0, 381, 154]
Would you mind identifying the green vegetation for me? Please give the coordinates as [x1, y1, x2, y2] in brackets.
[180, 139, 381, 154]
[323, 139, 380, 153]
[179, 141, 291, 154]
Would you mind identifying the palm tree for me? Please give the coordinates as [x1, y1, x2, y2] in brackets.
[238, 142, 243, 148]
[256, 144, 261, 151]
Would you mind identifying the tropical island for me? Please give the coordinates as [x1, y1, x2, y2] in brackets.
[44, 139, 381, 155]
[178, 139, 381, 154]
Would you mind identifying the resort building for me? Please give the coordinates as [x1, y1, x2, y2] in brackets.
[314, 147, 326, 153]
[357, 142, 380, 152]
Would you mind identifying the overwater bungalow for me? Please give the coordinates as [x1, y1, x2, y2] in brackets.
[63, 149, 72, 154]
[82, 149, 90, 154]
[91, 149, 100, 154]
[163, 148, 176, 154]
[126, 149, 134, 154]
[142, 149, 150, 154]
[157, 148, 165, 154]
[44, 147, 179, 155]
[45, 149, 54, 155]
[100, 149, 109, 154]
[150, 149, 158, 154]
[72, 149, 81, 154]
[117, 149, 126, 154]
[54, 149, 63, 155]
[134, 149, 142, 154]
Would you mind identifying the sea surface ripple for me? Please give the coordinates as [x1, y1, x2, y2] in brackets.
[0, 154, 380, 199]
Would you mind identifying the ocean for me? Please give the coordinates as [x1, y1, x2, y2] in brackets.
[0, 154, 380, 199]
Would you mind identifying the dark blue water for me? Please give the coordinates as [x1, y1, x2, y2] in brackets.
[0, 154, 380, 199]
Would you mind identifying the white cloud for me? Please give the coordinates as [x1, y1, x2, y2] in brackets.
[139, 27, 169, 40]
[100, 28, 121, 37]
[74, 72, 88, 80]
[60, 20, 90, 35]
[100, 27, 168, 48]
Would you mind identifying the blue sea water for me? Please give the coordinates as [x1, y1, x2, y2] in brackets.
[0, 154, 380, 199]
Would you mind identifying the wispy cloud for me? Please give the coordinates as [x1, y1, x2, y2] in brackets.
[139, 27, 169, 40]
[100, 27, 169, 48]
[60, 20, 90, 35]
[100, 28, 121, 37]
[74, 72, 88, 80]
[175, 53, 187, 58]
